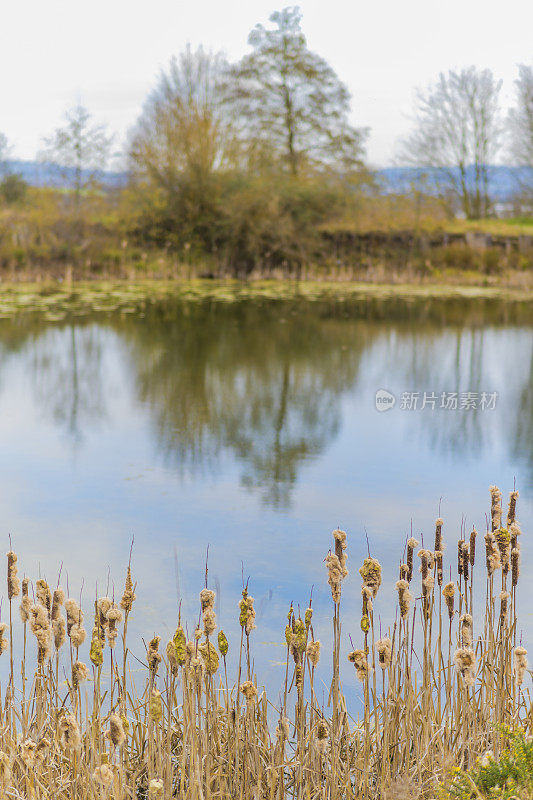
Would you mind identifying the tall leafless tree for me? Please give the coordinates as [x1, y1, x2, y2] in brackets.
[401, 67, 503, 219]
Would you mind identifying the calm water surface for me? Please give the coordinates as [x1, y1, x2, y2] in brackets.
[0, 295, 531, 702]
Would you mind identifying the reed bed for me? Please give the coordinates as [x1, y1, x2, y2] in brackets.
[0, 485, 530, 799]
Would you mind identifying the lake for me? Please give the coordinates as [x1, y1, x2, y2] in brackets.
[0, 291, 531, 704]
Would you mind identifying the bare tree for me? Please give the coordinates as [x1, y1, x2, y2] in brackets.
[401, 67, 503, 219]
[0, 132, 10, 176]
[226, 7, 367, 176]
[129, 45, 235, 190]
[508, 64, 533, 204]
[41, 105, 112, 208]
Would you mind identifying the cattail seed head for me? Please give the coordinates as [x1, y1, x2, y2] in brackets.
[89, 620, 104, 667]
[469, 529, 477, 566]
[514, 646, 528, 685]
[376, 637, 392, 669]
[0, 623, 8, 655]
[149, 778, 164, 798]
[7, 551, 20, 600]
[20, 739, 36, 767]
[106, 604, 122, 648]
[306, 639, 321, 667]
[51, 588, 65, 621]
[325, 552, 343, 603]
[435, 551, 443, 586]
[93, 765, 114, 786]
[443, 582, 455, 619]
[53, 617, 66, 650]
[240, 680, 258, 703]
[399, 563, 409, 580]
[490, 485, 502, 532]
[507, 490, 519, 527]
[36, 579, 51, 615]
[359, 557, 382, 598]
[120, 564, 136, 612]
[148, 636, 162, 675]
[304, 606, 313, 628]
[460, 614, 473, 647]
[239, 590, 256, 635]
[434, 518, 443, 553]
[150, 689, 163, 722]
[406, 538, 418, 582]
[461, 542, 470, 582]
[495, 528, 511, 574]
[58, 714, 81, 752]
[333, 528, 348, 577]
[65, 599, 83, 635]
[72, 660, 88, 689]
[70, 624, 86, 648]
[173, 626, 187, 666]
[199, 640, 219, 674]
[107, 713, 126, 747]
[395, 579, 412, 619]
[499, 591, 510, 622]
[484, 532, 501, 576]
[217, 629, 228, 657]
[348, 649, 370, 681]
[453, 647, 476, 686]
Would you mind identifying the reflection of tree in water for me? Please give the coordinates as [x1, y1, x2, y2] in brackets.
[0, 321, 106, 449]
[0, 296, 531, 503]
[114, 302, 371, 506]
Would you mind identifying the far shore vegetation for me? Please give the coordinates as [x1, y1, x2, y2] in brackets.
[1, 7, 532, 289]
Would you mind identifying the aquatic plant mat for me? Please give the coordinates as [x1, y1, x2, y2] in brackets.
[0, 484, 530, 798]
[0, 279, 532, 321]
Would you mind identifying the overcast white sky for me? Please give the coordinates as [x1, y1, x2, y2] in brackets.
[1, 0, 532, 167]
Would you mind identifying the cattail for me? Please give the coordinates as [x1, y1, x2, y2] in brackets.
[460, 614, 473, 647]
[72, 660, 89, 689]
[53, 617, 66, 650]
[348, 649, 370, 681]
[376, 637, 392, 669]
[361, 586, 373, 615]
[399, 563, 409, 580]
[89, 618, 104, 667]
[325, 552, 343, 602]
[305, 606, 313, 628]
[499, 591, 510, 623]
[396, 579, 412, 619]
[7, 551, 20, 599]
[514, 646, 528, 685]
[106, 604, 122, 648]
[199, 640, 219, 674]
[0, 623, 8, 655]
[461, 542, 470, 582]
[70, 624, 86, 648]
[239, 590, 256, 635]
[434, 517, 444, 553]
[306, 639, 321, 667]
[507, 490, 519, 527]
[93, 765, 114, 786]
[443, 582, 455, 620]
[484, 532, 501, 575]
[107, 713, 126, 747]
[148, 636, 162, 676]
[58, 714, 81, 752]
[217, 630, 228, 657]
[422, 574, 434, 598]
[511, 547, 520, 587]
[418, 549, 431, 580]
[495, 528, 511, 574]
[120, 564, 136, 612]
[30, 604, 52, 664]
[276, 715, 291, 740]
[453, 647, 476, 686]
[19, 578, 31, 623]
[172, 626, 187, 665]
[150, 689, 163, 722]
[51, 588, 65, 621]
[406, 537, 418, 582]
[359, 557, 382, 598]
[149, 778, 164, 798]
[97, 597, 111, 643]
[435, 551, 443, 586]
[20, 739, 36, 767]
[509, 521, 521, 551]
[457, 541, 463, 577]
[36, 579, 51, 616]
[490, 485, 502, 532]
[469, 528, 477, 566]
[166, 640, 179, 675]
[200, 589, 217, 635]
[65, 598, 83, 635]
[316, 721, 329, 755]
[333, 529, 348, 576]
[240, 680, 258, 703]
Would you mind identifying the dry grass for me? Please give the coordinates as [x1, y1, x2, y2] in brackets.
[0, 485, 530, 798]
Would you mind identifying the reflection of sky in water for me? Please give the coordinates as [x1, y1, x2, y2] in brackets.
[0, 300, 531, 707]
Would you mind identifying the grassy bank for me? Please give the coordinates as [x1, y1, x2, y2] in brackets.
[0, 485, 529, 798]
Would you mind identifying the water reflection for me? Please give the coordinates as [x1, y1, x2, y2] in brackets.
[0, 297, 532, 503]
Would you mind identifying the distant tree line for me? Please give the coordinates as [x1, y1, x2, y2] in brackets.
[0, 5, 532, 276]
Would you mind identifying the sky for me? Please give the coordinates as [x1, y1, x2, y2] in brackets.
[1, 0, 532, 167]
